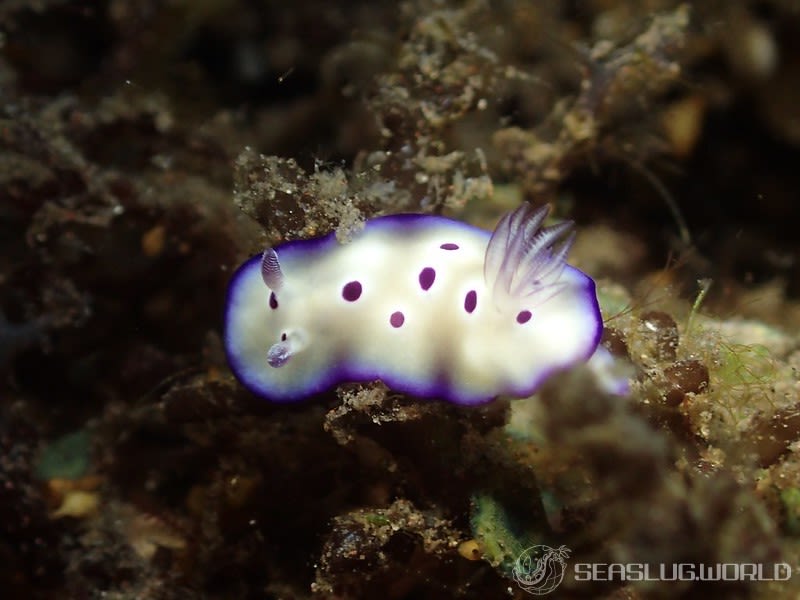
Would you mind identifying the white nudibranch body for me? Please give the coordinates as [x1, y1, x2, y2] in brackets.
[224, 204, 602, 405]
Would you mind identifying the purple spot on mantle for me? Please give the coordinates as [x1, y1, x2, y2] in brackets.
[269, 291, 278, 309]
[440, 243, 459, 250]
[281, 332, 287, 341]
[464, 290, 477, 313]
[516, 310, 532, 324]
[342, 281, 362, 301]
[419, 267, 436, 290]
[390, 311, 405, 328]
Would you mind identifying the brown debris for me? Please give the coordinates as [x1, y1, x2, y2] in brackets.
[494, 5, 691, 199]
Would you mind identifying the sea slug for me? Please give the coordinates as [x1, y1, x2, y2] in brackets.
[224, 204, 602, 405]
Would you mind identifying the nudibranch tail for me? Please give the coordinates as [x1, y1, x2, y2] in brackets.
[261, 248, 284, 291]
[483, 204, 576, 309]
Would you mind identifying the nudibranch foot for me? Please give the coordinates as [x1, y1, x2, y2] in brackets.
[224, 204, 602, 405]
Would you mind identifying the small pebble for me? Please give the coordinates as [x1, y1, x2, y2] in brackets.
[141, 224, 166, 258]
[662, 359, 709, 406]
[601, 327, 629, 358]
[458, 539, 482, 561]
[640, 310, 680, 361]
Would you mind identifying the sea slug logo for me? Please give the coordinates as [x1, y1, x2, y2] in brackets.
[511, 544, 792, 595]
[512, 544, 571, 595]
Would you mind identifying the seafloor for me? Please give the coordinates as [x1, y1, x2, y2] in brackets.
[2, 1, 800, 598]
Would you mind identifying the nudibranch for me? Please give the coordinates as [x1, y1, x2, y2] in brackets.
[224, 204, 602, 405]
